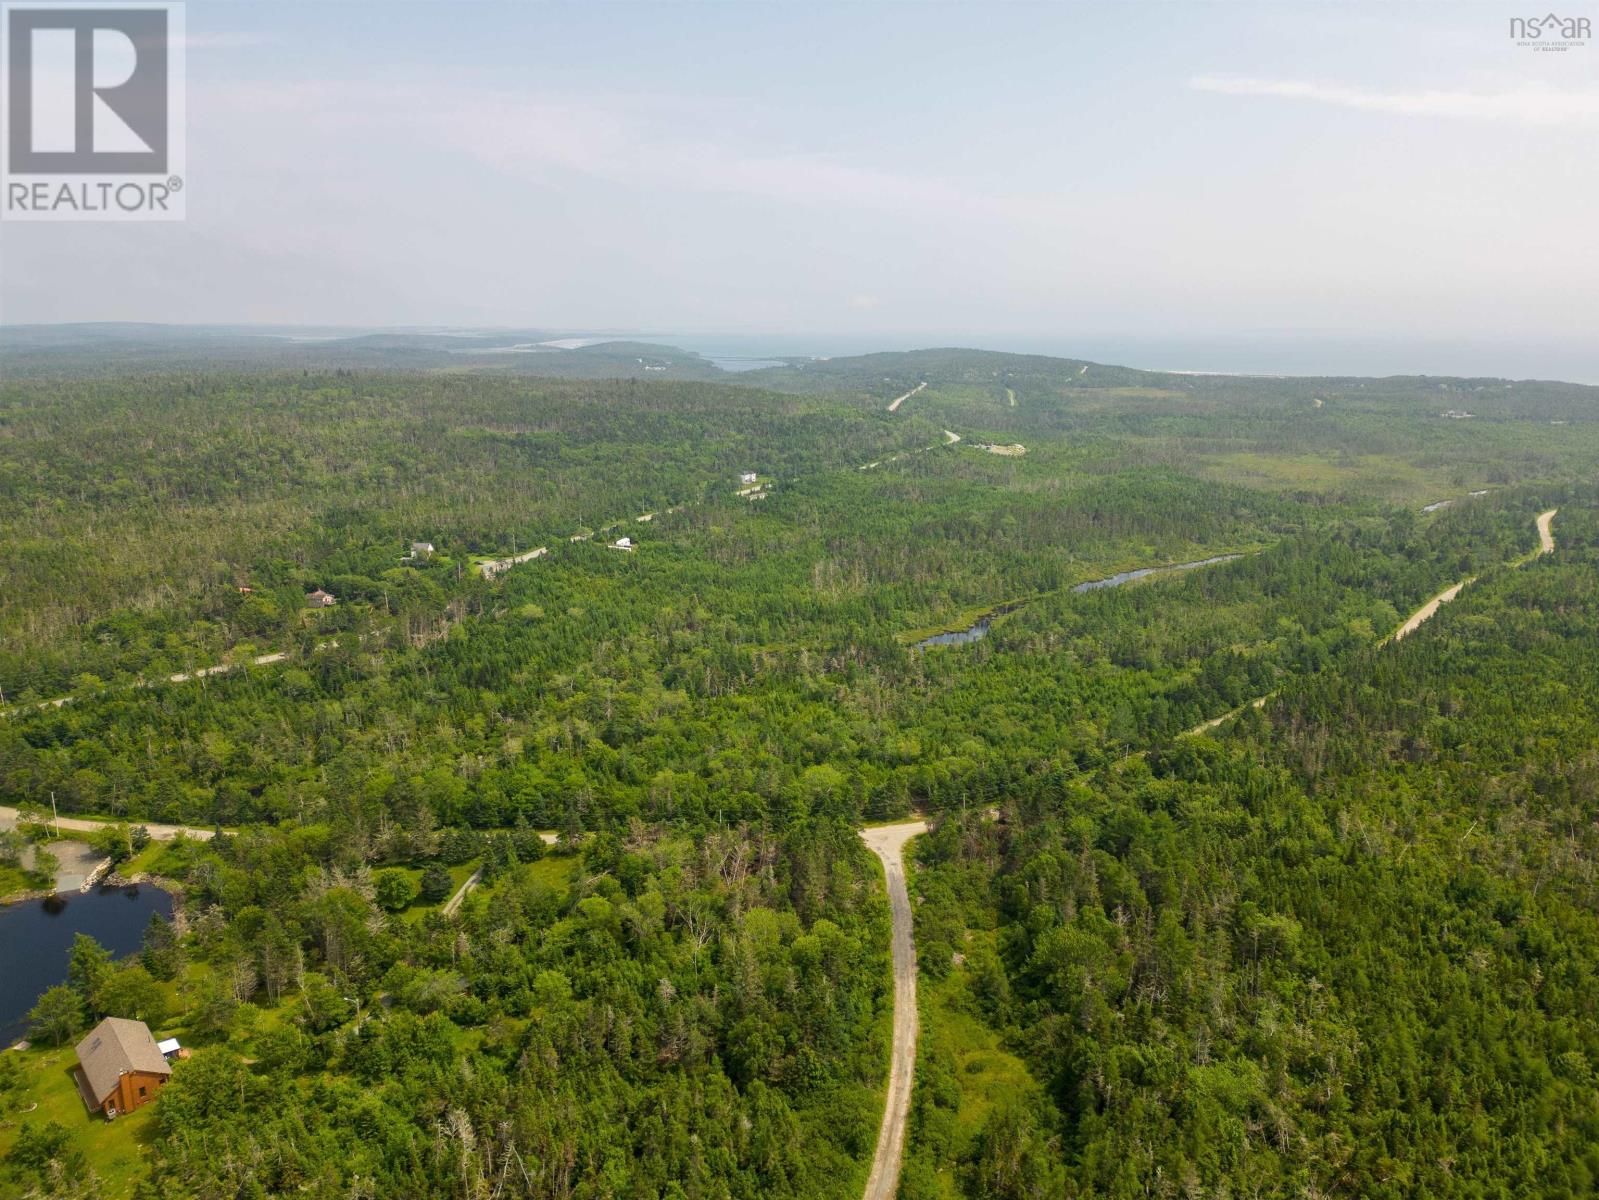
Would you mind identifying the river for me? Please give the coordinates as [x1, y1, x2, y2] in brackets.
[0, 884, 173, 1044]
[912, 554, 1243, 650]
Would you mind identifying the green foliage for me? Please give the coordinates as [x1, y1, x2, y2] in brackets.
[3, 354, 1598, 1197]
[66, 933, 112, 1019]
[26, 985, 83, 1047]
[140, 912, 182, 981]
[3, 1120, 87, 1193]
[418, 862, 453, 903]
[23, 845, 58, 889]
[372, 868, 419, 912]
[905, 519, 1599, 1197]
[92, 963, 168, 1028]
[86, 822, 133, 863]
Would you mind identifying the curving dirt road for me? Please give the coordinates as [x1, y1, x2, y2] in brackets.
[1391, 508, 1557, 643]
[859, 819, 927, 1200]
[1536, 508, 1557, 555]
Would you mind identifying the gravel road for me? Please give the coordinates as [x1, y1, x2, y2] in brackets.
[859, 819, 927, 1200]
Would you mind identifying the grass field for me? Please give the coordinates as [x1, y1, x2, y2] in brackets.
[0, 1038, 160, 1198]
[398, 859, 480, 923]
[0, 865, 34, 901]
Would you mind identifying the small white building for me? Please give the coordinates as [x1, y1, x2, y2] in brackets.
[611, 536, 633, 551]
[740, 472, 759, 485]
[410, 541, 435, 558]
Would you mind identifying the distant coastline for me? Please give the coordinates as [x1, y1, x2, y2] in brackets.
[634, 333, 1599, 386]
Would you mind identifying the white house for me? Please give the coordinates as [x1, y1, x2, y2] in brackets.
[611, 536, 633, 551]
[740, 471, 759, 484]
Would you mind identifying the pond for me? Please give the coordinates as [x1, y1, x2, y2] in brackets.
[0, 884, 173, 1044]
[911, 601, 1027, 651]
[912, 554, 1244, 650]
[914, 621, 993, 649]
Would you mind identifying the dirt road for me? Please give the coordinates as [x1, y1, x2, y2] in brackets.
[1182, 694, 1268, 738]
[886, 382, 926, 413]
[1536, 508, 1557, 555]
[441, 832, 559, 917]
[1392, 508, 1556, 642]
[1391, 579, 1471, 643]
[1191, 509, 1562, 732]
[0, 806, 219, 842]
[441, 867, 482, 917]
[480, 546, 548, 578]
[166, 651, 287, 685]
[859, 819, 927, 1200]
[4, 650, 292, 719]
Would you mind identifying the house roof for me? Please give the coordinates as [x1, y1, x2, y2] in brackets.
[75, 1017, 172, 1102]
[156, 1037, 181, 1055]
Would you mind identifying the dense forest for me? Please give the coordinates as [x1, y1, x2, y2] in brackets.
[2, 347, 1597, 1199]
[902, 504, 1599, 1199]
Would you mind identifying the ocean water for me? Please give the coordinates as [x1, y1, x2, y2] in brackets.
[627, 333, 1599, 385]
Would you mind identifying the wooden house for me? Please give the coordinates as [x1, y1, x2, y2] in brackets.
[74, 1017, 172, 1117]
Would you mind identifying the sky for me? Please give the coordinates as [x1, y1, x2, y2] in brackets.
[2, 1, 1597, 367]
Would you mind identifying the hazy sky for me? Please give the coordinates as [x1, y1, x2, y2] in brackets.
[3, 1, 1596, 349]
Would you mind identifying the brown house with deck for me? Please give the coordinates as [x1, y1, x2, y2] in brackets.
[73, 1017, 172, 1117]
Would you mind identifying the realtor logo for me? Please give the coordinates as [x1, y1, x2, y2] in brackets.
[1509, 12, 1591, 50]
[2, 2, 185, 220]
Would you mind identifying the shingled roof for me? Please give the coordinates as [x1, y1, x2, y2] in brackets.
[74, 1017, 171, 1104]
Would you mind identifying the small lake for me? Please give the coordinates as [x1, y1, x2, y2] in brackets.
[0, 884, 172, 1044]
[912, 554, 1244, 650]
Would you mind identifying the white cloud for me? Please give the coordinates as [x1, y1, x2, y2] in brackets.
[1191, 75, 1599, 126]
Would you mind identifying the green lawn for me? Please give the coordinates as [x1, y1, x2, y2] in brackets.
[0, 864, 34, 900]
[0, 1041, 159, 1199]
[398, 859, 480, 923]
[119, 841, 166, 879]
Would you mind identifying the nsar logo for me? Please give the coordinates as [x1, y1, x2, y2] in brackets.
[2, 2, 186, 221]
[1509, 12, 1591, 51]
